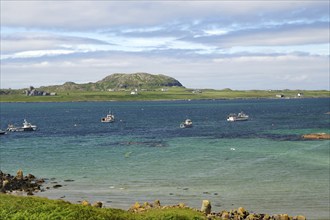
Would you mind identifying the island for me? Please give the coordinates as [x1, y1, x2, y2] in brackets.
[0, 73, 329, 102]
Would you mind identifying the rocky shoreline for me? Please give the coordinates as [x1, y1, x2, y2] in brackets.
[302, 133, 330, 140]
[0, 169, 65, 195]
[1, 170, 308, 220]
[126, 199, 307, 220]
[0, 170, 46, 195]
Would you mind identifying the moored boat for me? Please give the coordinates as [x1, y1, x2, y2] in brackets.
[180, 119, 193, 128]
[227, 112, 249, 122]
[6, 119, 37, 132]
[101, 111, 115, 123]
[22, 119, 37, 131]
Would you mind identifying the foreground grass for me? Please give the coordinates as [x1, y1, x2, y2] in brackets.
[0, 88, 329, 102]
[0, 194, 206, 220]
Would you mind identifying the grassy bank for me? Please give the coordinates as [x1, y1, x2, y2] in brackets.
[0, 88, 329, 102]
[0, 194, 206, 220]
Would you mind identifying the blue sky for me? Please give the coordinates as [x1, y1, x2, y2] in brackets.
[1, 1, 329, 90]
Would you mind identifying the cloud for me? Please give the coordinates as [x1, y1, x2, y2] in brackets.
[1, 1, 329, 90]
[1, 50, 329, 90]
[1, 32, 111, 55]
[188, 21, 329, 48]
[2, 1, 328, 30]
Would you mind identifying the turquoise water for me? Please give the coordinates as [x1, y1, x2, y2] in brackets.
[0, 99, 329, 218]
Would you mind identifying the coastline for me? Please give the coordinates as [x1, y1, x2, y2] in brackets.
[1, 88, 329, 103]
[0, 193, 312, 220]
[0, 170, 309, 220]
[2, 168, 329, 219]
[0, 96, 329, 103]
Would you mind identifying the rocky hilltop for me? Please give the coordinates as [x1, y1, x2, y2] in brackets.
[40, 73, 183, 91]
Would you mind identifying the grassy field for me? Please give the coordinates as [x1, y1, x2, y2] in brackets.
[0, 87, 329, 102]
[0, 194, 206, 220]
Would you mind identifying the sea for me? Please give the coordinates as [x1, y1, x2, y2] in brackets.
[0, 98, 329, 219]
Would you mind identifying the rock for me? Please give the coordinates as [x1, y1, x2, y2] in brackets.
[1, 170, 46, 195]
[16, 169, 23, 180]
[143, 202, 152, 209]
[53, 184, 63, 188]
[154, 200, 161, 207]
[81, 200, 90, 206]
[27, 174, 35, 179]
[92, 201, 103, 208]
[302, 133, 330, 140]
[280, 214, 289, 220]
[2, 180, 9, 188]
[263, 214, 271, 220]
[132, 202, 141, 209]
[221, 211, 230, 219]
[242, 214, 260, 220]
[233, 213, 243, 220]
[178, 203, 185, 208]
[293, 215, 306, 220]
[237, 207, 247, 217]
[201, 200, 212, 215]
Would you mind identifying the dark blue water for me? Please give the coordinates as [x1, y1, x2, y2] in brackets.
[0, 98, 329, 219]
[1, 98, 329, 139]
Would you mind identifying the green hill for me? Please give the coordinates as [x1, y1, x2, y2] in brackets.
[39, 73, 183, 92]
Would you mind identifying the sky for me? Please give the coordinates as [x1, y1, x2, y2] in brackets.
[1, 0, 329, 90]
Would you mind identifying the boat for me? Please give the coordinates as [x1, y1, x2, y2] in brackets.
[227, 112, 249, 122]
[180, 119, 193, 128]
[7, 124, 18, 132]
[0, 130, 6, 135]
[101, 111, 115, 123]
[22, 119, 37, 131]
[6, 119, 37, 132]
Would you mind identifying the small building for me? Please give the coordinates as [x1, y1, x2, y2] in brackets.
[276, 94, 284, 98]
[297, 93, 304, 97]
[192, 89, 202, 94]
[25, 86, 56, 96]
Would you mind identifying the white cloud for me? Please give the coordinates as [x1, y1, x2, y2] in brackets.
[3, 49, 76, 59]
[1, 1, 329, 90]
[1, 1, 328, 29]
[1, 52, 329, 90]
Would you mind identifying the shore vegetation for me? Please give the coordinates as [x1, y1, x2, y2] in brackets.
[1, 87, 329, 102]
[0, 194, 206, 220]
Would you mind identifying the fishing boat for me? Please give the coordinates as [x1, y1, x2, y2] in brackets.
[22, 119, 37, 131]
[227, 112, 249, 122]
[6, 124, 18, 132]
[101, 111, 115, 123]
[180, 119, 193, 128]
[7, 119, 37, 132]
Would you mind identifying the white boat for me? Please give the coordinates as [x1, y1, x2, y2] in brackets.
[0, 130, 6, 135]
[22, 119, 37, 131]
[180, 119, 193, 128]
[227, 112, 249, 122]
[7, 119, 37, 132]
[6, 124, 18, 132]
[101, 111, 115, 123]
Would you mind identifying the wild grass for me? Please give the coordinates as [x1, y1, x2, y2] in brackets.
[0, 194, 206, 220]
[0, 88, 329, 102]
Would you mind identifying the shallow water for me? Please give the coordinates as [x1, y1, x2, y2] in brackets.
[0, 98, 329, 218]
